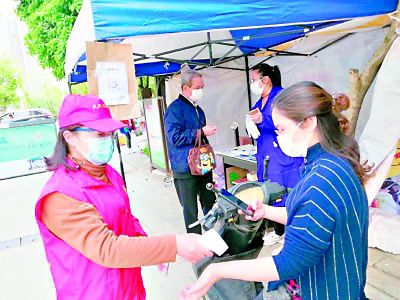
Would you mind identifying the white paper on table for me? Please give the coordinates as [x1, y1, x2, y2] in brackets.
[230, 144, 257, 156]
[96, 62, 130, 105]
[199, 229, 228, 256]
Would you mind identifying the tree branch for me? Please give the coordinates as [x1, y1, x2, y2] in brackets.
[348, 3, 400, 136]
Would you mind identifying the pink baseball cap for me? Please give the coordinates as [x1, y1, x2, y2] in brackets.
[58, 94, 125, 132]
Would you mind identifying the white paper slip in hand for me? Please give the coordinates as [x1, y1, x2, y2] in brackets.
[156, 263, 169, 276]
[200, 229, 229, 256]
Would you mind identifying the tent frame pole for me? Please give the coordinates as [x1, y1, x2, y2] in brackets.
[70, 25, 327, 84]
[133, 52, 210, 66]
[197, 53, 249, 71]
[245, 56, 252, 111]
[309, 33, 353, 56]
[216, 42, 309, 56]
[212, 28, 307, 44]
[214, 42, 259, 52]
[190, 44, 209, 61]
[207, 32, 214, 65]
[67, 73, 73, 93]
[213, 27, 266, 65]
[249, 32, 354, 69]
[209, 66, 246, 71]
[131, 27, 311, 66]
[69, 21, 351, 83]
[148, 42, 207, 57]
[133, 42, 208, 63]
[114, 134, 127, 187]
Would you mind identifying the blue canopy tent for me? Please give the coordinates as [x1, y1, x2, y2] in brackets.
[65, 0, 398, 83]
[65, 0, 397, 187]
[68, 22, 339, 83]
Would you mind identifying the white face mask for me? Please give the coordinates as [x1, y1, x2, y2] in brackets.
[190, 88, 203, 103]
[76, 135, 115, 165]
[250, 80, 264, 98]
[276, 121, 309, 157]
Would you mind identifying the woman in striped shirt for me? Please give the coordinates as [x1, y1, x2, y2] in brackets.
[180, 81, 369, 300]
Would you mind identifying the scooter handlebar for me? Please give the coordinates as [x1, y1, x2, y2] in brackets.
[206, 183, 220, 196]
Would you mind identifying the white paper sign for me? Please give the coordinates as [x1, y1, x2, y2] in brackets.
[199, 229, 229, 256]
[96, 62, 130, 105]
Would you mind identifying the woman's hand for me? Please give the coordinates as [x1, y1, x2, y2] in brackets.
[247, 109, 263, 124]
[176, 234, 213, 264]
[179, 265, 218, 300]
[239, 200, 266, 222]
[361, 159, 375, 174]
[179, 258, 281, 299]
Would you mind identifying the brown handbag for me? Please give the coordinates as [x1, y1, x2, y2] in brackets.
[188, 129, 216, 176]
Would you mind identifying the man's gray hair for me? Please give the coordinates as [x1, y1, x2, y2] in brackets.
[181, 64, 202, 88]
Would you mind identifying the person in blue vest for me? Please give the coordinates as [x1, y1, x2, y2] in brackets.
[164, 66, 217, 234]
[180, 81, 369, 300]
[247, 64, 303, 246]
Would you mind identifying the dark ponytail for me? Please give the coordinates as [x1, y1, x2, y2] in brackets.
[272, 81, 366, 184]
[251, 63, 282, 87]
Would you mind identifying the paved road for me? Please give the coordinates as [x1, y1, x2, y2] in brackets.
[1, 150, 399, 299]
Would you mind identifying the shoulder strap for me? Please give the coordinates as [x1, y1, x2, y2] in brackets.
[200, 129, 209, 145]
[194, 129, 202, 147]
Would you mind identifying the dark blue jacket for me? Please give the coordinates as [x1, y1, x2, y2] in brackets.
[164, 94, 207, 176]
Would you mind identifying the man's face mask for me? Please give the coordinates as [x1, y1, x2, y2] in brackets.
[276, 121, 309, 157]
[190, 88, 204, 103]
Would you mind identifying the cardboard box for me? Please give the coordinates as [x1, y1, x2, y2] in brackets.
[226, 166, 248, 189]
[86, 41, 141, 120]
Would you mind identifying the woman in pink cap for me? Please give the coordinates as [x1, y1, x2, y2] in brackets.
[35, 94, 212, 300]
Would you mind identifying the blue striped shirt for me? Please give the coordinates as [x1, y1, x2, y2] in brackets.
[272, 143, 368, 300]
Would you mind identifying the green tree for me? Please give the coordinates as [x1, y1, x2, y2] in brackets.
[71, 82, 88, 95]
[16, 0, 82, 80]
[16, 0, 158, 99]
[25, 83, 64, 116]
[0, 59, 22, 111]
[138, 76, 157, 99]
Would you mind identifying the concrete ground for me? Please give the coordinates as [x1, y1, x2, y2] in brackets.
[0, 148, 399, 299]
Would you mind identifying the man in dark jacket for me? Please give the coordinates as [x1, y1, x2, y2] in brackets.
[164, 67, 217, 234]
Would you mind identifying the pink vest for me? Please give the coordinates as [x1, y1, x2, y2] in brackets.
[35, 162, 147, 300]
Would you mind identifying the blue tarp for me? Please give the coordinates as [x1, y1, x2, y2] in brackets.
[68, 0, 397, 82]
[230, 22, 341, 54]
[91, 0, 397, 40]
[70, 60, 209, 83]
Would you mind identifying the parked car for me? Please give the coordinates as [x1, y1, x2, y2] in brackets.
[0, 109, 53, 124]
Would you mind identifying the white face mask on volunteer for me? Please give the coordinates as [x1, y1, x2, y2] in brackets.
[250, 79, 265, 99]
[77, 135, 115, 165]
[72, 128, 115, 165]
[190, 88, 204, 103]
[276, 121, 309, 157]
